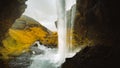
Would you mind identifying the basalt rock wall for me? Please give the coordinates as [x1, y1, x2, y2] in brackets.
[0, 0, 27, 46]
[63, 0, 120, 68]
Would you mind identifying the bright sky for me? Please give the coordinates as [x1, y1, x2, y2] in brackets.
[23, 0, 76, 31]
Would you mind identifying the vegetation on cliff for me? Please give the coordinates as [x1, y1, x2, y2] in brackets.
[0, 16, 58, 59]
[0, 27, 58, 59]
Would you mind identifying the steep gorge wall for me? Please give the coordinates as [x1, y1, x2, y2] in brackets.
[63, 0, 120, 68]
[73, 0, 120, 46]
[0, 0, 27, 46]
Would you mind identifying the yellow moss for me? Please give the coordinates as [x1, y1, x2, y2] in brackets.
[0, 27, 58, 59]
[72, 32, 93, 48]
[0, 36, 30, 59]
[0, 26, 92, 59]
[9, 29, 36, 44]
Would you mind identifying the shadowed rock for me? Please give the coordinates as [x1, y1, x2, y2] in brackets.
[62, 0, 120, 68]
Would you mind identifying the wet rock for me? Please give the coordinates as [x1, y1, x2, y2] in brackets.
[63, 0, 120, 68]
[9, 52, 32, 68]
[73, 0, 120, 46]
[30, 43, 44, 55]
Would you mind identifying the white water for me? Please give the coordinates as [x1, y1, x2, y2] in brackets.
[56, 0, 67, 64]
[57, 0, 78, 59]
[29, 41, 59, 68]
[28, 0, 78, 68]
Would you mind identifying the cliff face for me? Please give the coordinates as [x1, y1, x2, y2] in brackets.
[63, 0, 120, 68]
[73, 0, 120, 46]
[0, 0, 27, 46]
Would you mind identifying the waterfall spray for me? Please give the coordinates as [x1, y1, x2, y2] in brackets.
[66, 2, 77, 58]
[56, 0, 77, 62]
[56, 0, 67, 64]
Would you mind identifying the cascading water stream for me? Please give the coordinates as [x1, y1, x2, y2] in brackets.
[56, 0, 67, 64]
[56, 0, 77, 63]
[27, 0, 78, 68]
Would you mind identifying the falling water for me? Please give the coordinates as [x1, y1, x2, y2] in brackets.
[56, 0, 67, 64]
[57, 0, 77, 60]
[28, 0, 77, 68]
[66, 0, 77, 58]
[54, 0, 77, 65]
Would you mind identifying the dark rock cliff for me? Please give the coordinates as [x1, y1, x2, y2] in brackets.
[73, 0, 120, 46]
[0, 0, 27, 46]
[62, 0, 120, 68]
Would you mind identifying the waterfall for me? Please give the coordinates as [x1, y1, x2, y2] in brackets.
[56, 0, 67, 64]
[57, 0, 77, 60]
[27, 0, 78, 68]
[54, 0, 77, 66]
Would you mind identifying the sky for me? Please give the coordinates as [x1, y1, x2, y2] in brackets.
[23, 0, 76, 31]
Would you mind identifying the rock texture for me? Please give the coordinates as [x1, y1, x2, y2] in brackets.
[73, 0, 120, 46]
[0, 0, 27, 68]
[0, 0, 27, 46]
[62, 0, 120, 68]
